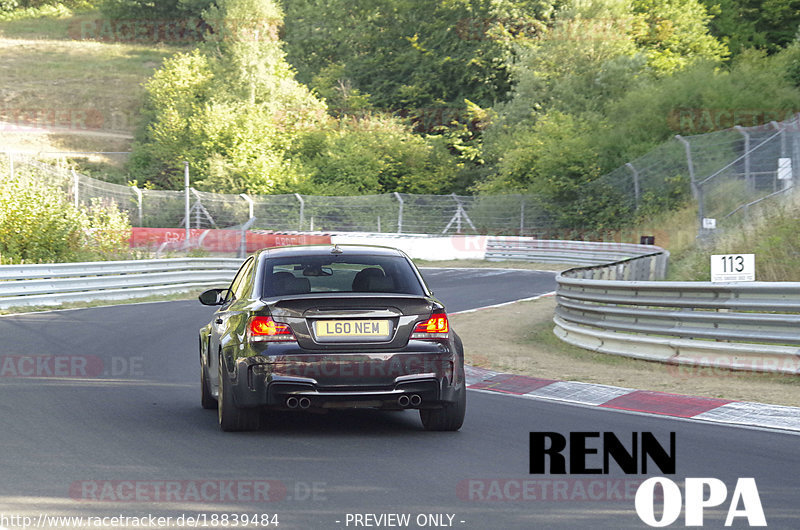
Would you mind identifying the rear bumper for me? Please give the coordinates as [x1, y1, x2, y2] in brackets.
[229, 351, 464, 410]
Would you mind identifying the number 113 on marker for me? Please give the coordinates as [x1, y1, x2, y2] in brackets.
[710, 254, 755, 282]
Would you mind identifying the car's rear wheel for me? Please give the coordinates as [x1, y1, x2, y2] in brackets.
[200, 361, 217, 410]
[419, 385, 466, 431]
[218, 355, 260, 432]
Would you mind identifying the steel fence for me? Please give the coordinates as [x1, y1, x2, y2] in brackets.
[554, 253, 800, 375]
[3, 114, 799, 237]
[678, 116, 800, 237]
[0, 258, 241, 308]
[485, 237, 666, 267]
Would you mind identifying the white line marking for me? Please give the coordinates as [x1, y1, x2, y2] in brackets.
[450, 292, 555, 315]
[466, 387, 800, 436]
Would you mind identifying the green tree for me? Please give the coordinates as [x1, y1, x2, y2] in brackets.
[632, 0, 728, 73]
[699, 0, 800, 55]
[129, 0, 327, 193]
[289, 117, 464, 195]
[280, 0, 559, 113]
[101, 0, 213, 18]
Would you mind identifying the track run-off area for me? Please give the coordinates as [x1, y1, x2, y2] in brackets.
[0, 268, 797, 529]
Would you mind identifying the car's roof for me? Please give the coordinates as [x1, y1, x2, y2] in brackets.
[255, 244, 407, 259]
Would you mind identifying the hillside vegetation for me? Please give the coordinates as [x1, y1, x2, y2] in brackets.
[1, 0, 800, 275]
[0, 4, 184, 170]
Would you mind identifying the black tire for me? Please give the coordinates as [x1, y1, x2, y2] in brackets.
[200, 361, 217, 410]
[419, 385, 466, 431]
[217, 355, 260, 432]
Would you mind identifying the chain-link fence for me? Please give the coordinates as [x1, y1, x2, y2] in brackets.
[684, 117, 800, 237]
[3, 114, 798, 237]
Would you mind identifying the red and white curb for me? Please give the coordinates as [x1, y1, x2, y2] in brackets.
[465, 366, 800, 433]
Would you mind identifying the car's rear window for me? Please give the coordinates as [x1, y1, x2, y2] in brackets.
[261, 255, 425, 297]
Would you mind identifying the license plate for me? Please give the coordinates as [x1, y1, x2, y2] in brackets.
[314, 320, 391, 341]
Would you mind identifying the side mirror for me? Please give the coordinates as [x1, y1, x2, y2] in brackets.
[198, 288, 229, 306]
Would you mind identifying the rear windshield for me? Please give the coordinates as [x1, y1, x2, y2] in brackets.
[261, 255, 426, 297]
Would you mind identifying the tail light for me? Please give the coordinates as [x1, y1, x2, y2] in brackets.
[411, 313, 449, 339]
[247, 316, 296, 342]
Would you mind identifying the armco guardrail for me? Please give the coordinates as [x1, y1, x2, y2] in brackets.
[0, 258, 241, 308]
[554, 252, 800, 375]
[486, 237, 663, 265]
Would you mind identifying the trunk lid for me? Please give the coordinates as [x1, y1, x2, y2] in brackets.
[265, 294, 441, 350]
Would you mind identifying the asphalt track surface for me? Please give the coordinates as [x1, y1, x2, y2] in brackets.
[0, 268, 797, 529]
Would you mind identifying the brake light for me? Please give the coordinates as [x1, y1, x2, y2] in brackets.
[247, 316, 296, 342]
[411, 313, 449, 339]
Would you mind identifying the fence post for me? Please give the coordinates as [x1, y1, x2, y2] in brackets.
[184, 162, 190, 242]
[294, 193, 305, 230]
[452, 193, 462, 233]
[769, 121, 782, 192]
[675, 135, 697, 199]
[191, 188, 202, 229]
[625, 163, 640, 209]
[519, 199, 525, 236]
[734, 125, 751, 192]
[394, 192, 404, 234]
[775, 120, 787, 158]
[239, 193, 254, 220]
[239, 217, 256, 258]
[131, 185, 143, 226]
[71, 169, 80, 209]
[676, 135, 703, 235]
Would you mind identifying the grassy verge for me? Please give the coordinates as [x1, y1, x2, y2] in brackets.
[0, 8, 185, 166]
[451, 296, 800, 407]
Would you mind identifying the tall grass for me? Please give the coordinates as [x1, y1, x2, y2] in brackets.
[665, 191, 800, 281]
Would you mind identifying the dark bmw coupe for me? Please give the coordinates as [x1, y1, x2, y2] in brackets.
[198, 244, 466, 432]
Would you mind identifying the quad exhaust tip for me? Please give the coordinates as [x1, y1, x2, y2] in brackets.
[410, 394, 422, 406]
[298, 397, 311, 409]
[286, 396, 299, 409]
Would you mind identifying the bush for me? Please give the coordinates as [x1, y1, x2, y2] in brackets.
[100, 0, 213, 19]
[0, 1, 94, 11]
[289, 117, 463, 195]
[83, 197, 133, 259]
[0, 173, 132, 264]
[0, 174, 86, 263]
